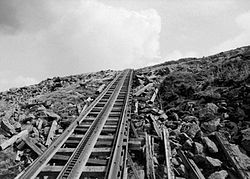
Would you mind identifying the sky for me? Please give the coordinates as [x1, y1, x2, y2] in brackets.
[0, 0, 250, 91]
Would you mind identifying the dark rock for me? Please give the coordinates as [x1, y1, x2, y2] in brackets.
[199, 103, 219, 121]
[241, 128, 250, 152]
[182, 139, 193, 151]
[171, 157, 180, 166]
[176, 164, 186, 177]
[181, 123, 200, 139]
[202, 137, 218, 153]
[193, 154, 207, 165]
[194, 142, 204, 154]
[208, 170, 228, 179]
[183, 116, 199, 124]
[201, 118, 220, 133]
[206, 156, 222, 167]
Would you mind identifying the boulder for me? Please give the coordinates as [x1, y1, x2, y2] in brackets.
[194, 142, 204, 154]
[201, 118, 220, 133]
[202, 137, 218, 153]
[241, 128, 250, 152]
[193, 154, 207, 165]
[171, 157, 180, 166]
[183, 139, 193, 151]
[183, 115, 199, 124]
[199, 103, 219, 121]
[208, 170, 228, 179]
[182, 123, 200, 139]
[206, 103, 219, 114]
[176, 164, 185, 177]
[206, 156, 222, 167]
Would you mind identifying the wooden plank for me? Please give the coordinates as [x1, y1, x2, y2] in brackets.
[69, 135, 114, 140]
[134, 83, 154, 97]
[40, 166, 106, 177]
[134, 100, 138, 114]
[130, 122, 139, 138]
[23, 137, 43, 156]
[87, 158, 107, 165]
[65, 139, 113, 147]
[127, 153, 140, 179]
[41, 165, 106, 173]
[36, 119, 43, 130]
[77, 124, 117, 129]
[15, 150, 23, 162]
[58, 147, 111, 154]
[128, 139, 142, 150]
[0, 130, 28, 150]
[149, 88, 159, 104]
[74, 127, 116, 133]
[215, 132, 250, 179]
[178, 150, 205, 179]
[96, 84, 106, 94]
[162, 128, 175, 179]
[145, 133, 155, 179]
[150, 114, 162, 139]
[45, 120, 57, 146]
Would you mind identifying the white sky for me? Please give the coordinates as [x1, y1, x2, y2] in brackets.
[0, 0, 250, 91]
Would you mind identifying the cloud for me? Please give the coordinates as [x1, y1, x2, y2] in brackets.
[0, 0, 161, 80]
[212, 11, 250, 53]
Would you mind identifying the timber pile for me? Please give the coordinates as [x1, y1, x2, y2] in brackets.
[129, 46, 250, 179]
[0, 70, 117, 178]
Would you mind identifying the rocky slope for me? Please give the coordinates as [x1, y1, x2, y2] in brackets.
[132, 45, 250, 178]
[0, 70, 117, 178]
[1, 45, 250, 179]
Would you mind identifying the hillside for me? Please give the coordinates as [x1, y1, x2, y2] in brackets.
[0, 45, 250, 178]
[133, 45, 250, 178]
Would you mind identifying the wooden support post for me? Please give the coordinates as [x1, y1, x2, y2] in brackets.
[134, 100, 138, 114]
[215, 132, 250, 179]
[45, 120, 57, 146]
[149, 114, 162, 139]
[130, 122, 139, 138]
[178, 149, 205, 179]
[149, 88, 159, 104]
[127, 153, 141, 179]
[23, 137, 43, 156]
[0, 130, 28, 150]
[36, 119, 43, 130]
[145, 133, 155, 179]
[162, 127, 175, 179]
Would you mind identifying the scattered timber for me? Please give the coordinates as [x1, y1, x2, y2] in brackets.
[149, 88, 159, 104]
[162, 127, 175, 179]
[127, 153, 141, 179]
[45, 120, 58, 146]
[215, 132, 250, 179]
[149, 114, 162, 139]
[134, 83, 154, 97]
[178, 149, 205, 179]
[145, 132, 155, 179]
[95, 84, 106, 94]
[0, 130, 28, 150]
[134, 100, 138, 114]
[23, 137, 43, 156]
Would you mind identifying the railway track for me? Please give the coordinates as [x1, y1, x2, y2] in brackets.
[16, 69, 133, 179]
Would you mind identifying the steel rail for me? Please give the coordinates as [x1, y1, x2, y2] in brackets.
[16, 71, 124, 179]
[105, 70, 133, 179]
[56, 70, 130, 179]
